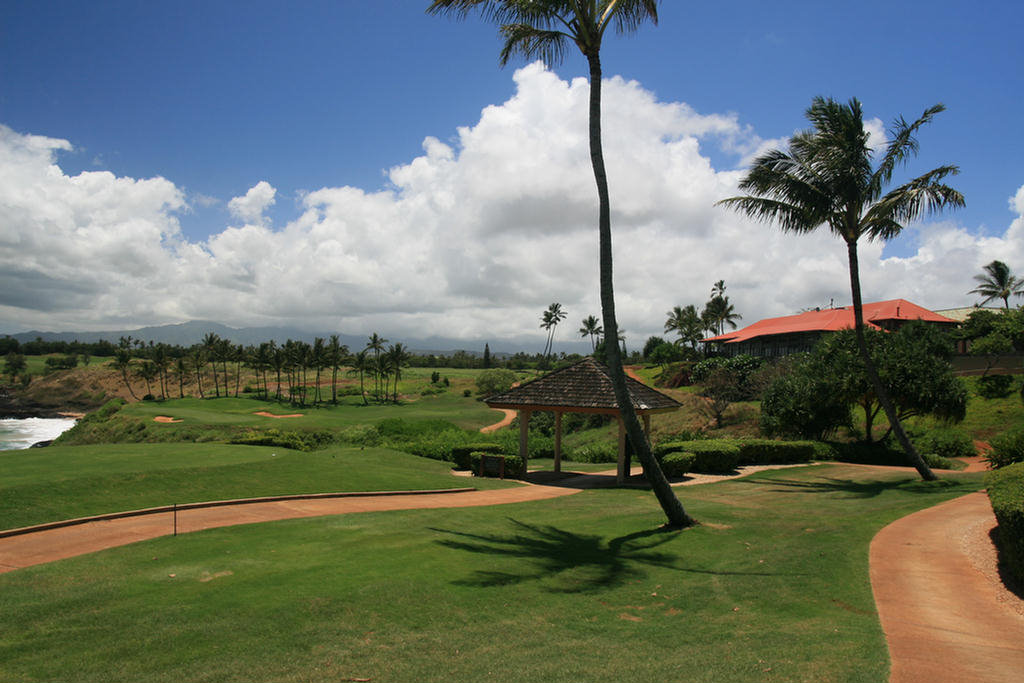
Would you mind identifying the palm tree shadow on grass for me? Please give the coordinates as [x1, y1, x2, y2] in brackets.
[429, 520, 781, 594]
[736, 476, 963, 499]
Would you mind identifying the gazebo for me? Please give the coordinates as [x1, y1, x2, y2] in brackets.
[484, 358, 682, 483]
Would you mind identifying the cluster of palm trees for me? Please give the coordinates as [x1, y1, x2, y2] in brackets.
[112, 333, 411, 406]
[663, 280, 743, 349]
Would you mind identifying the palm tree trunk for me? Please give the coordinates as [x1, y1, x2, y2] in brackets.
[846, 239, 936, 480]
[587, 54, 694, 527]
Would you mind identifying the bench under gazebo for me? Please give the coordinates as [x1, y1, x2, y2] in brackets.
[484, 358, 682, 484]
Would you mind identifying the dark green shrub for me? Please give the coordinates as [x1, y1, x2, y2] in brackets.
[661, 452, 696, 478]
[568, 442, 618, 463]
[463, 389, 472, 397]
[911, 428, 976, 461]
[735, 439, 816, 465]
[987, 428, 1024, 470]
[469, 451, 525, 478]
[229, 429, 334, 452]
[977, 374, 1015, 399]
[986, 463, 1024, 587]
[336, 424, 383, 446]
[451, 443, 505, 470]
[397, 429, 473, 462]
[655, 439, 740, 474]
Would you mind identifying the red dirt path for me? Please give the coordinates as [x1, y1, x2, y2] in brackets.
[0, 485, 580, 574]
[871, 491, 1024, 683]
[480, 409, 516, 434]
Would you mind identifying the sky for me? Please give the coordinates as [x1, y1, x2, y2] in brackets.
[1, 0, 1022, 351]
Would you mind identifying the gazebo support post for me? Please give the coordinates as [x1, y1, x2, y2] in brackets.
[519, 409, 531, 474]
[616, 417, 627, 484]
[554, 412, 563, 473]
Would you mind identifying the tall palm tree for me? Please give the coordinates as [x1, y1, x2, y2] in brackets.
[114, 342, 138, 400]
[191, 346, 207, 399]
[664, 304, 704, 349]
[719, 97, 964, 481]
[579, 314, 603, 351]
[326, 335, 348, 404]
[386, 343, 411, 403]
[429, 0, 691, 526]
[365, 333, 388, 401]
[540, 302, 566, 358]
[701, 295, 741, 336]
[202, 333, 221, 397]
[969, 260, 1024, 309]
[348, 350, 372, 406]
[539, 308, 555, 357]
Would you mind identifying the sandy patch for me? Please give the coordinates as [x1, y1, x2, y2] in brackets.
[254, 411, 304, 419]
[153, 416, 182, 423]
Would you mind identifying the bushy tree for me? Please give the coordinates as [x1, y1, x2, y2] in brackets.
[761, 323, 967, 441]
[4, 352, 26, 382]
[475, 368, 518, 397]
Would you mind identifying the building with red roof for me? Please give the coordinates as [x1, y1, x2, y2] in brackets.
[702, 299, 958, 357]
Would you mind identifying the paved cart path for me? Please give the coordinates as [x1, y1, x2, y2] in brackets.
[871, 491, 1024, 683]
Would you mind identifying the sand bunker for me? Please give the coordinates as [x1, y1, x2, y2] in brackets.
[153, 416, 182, 423]
[254, 411, 304, 419]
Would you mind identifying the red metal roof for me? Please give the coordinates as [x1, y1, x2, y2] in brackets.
[703, 299, 957, 345]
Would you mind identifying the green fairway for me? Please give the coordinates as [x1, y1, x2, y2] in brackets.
[0, 464, 984, 682]
[0, 443, 515, 531]
[119, 393, 504, 431]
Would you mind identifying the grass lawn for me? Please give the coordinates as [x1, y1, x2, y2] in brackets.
[0, 463, 983, 682]
[906, 375, 1024, 442]
[0, 443, 516, 531]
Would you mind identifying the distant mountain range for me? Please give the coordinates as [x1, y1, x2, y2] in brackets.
[2, 320, 593, 356]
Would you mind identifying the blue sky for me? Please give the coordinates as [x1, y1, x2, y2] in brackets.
[1, 1, 1022, 344]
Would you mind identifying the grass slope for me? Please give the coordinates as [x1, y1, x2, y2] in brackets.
[0, 464, 983, 682]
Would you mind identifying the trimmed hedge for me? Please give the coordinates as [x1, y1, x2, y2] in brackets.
[469, 451, 525, 479]
[654, 437, 815, 473]
[734, 439, 816, 465]
[661, 452, 696, 478]
[654, 440, 741, 474]
[451, 443, 505, 470]
[987, 462, 1024, 588]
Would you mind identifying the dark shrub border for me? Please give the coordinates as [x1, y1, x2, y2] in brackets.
[987, 462, 1024, 588]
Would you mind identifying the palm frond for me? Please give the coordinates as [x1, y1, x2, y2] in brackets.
[863, 165, 963, 238]
[872, 103, 946, 194]
[602, 0, 659, 35]
[499, 24, 570, 65]
[716, 196, 823, 234]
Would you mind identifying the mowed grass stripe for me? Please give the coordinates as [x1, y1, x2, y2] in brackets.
[0, 445, 516, 531]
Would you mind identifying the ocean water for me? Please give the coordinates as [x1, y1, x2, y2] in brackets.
[0, 417, 78, 451]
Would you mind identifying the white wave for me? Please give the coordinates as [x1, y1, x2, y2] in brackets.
[0, 417, 78, 451]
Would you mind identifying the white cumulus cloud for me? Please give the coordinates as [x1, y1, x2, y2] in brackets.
[0, 68, 1021, 349]
[227, 181, 276, 226]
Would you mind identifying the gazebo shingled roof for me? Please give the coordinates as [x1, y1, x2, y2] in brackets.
[484, 357, 681, 414]
[483, 358, 681, 483]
